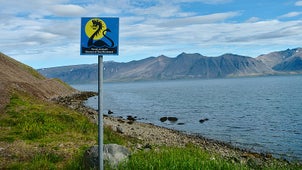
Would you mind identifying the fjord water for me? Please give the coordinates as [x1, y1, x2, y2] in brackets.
[73, 75, 302, 161]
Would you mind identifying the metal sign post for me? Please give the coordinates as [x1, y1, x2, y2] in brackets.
[98, 55, 104, 170]
[80, 17, 119, 170]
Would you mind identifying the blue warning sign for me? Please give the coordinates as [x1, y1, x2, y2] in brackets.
[81, 17, 119, 55]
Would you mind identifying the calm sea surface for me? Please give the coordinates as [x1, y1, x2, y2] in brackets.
[72, 75, 302, 161]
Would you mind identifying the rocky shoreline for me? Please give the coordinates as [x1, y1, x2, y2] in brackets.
[52, 91, 299, 168]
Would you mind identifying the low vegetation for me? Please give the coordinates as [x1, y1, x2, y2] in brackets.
[119, 146, 302, 170]
[119, 145, 249, 170]
[0, 92, 98, 169]
[0, 92, 301, 169]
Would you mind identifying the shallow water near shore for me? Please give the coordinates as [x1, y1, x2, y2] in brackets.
[72, 75, 302, 161]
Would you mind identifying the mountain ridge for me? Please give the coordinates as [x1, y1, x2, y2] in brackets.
[256, 47, 302, 71]
[38, 48, 302, 84]
[0, 52, 77, 111]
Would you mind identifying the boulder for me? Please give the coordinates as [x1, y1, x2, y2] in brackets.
[108, 109, 114, 114]
[127, 115, 136, 121]
[83, 146, 98, 169]
[83, 144, 131, 169]
[160, 116, 168, 122]
[199, 118, 209, 123]
[167, 117, 178, 122]
[160, 116, 178, 123]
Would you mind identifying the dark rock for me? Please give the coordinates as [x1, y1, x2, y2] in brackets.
[167, 117, 178, 122]
[117, 119, 125, 123]
[127, 121, 134, 125]
[127, 115, 136, 121]
[108, 109, 114, 114]
[160, 117, 168, 122]
[144, 143, 152, 149]
[177, 122, 185, 125]
[265, 153, 273, 158]
[199, 118, 209, 123]
[83, 146, 98, 170]
[83, 144, 131, 169]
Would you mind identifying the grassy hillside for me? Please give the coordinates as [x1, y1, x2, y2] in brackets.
[0, 91, 97, 169]
[0, 91, 133, 169]
[0, 52, 77, 111]
[0, 52, 45, 80]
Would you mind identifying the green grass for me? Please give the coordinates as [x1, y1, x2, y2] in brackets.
[118, 145, 302, 170]
[118, 145, 249, 170]
[2, 93, 96, 142]
[9, 152, 63, 170]
[0, 91, 134, 169]
[0, 92, 98, 169]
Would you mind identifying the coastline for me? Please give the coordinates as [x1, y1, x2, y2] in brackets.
[53, 91, 300, 167]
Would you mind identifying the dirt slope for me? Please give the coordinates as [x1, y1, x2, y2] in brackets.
[0, 52, 77, 111]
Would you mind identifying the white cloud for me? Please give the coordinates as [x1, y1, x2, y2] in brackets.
[128, 0, 232, 5]
[1, 0, 302, 68]
[279, 12, 302, 18]
[132, 4, 181, 17]
[49, 4, 86, 17]
[127, 2, 196, 18]
[245, 17, 260, 23]
[199, 0, 233, 4]
[148, 11, 240, 28]
[83, 3, 122, 16]
[295, 1, 302, 6]
[0, 0, 63, 16]
[125, 18, 302, 51]
[215, 20, 302, 45]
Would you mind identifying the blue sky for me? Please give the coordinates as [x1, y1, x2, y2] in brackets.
[1, 0, 302, 68]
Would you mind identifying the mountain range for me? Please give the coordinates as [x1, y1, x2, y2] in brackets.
[38, 48, 302, 84]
